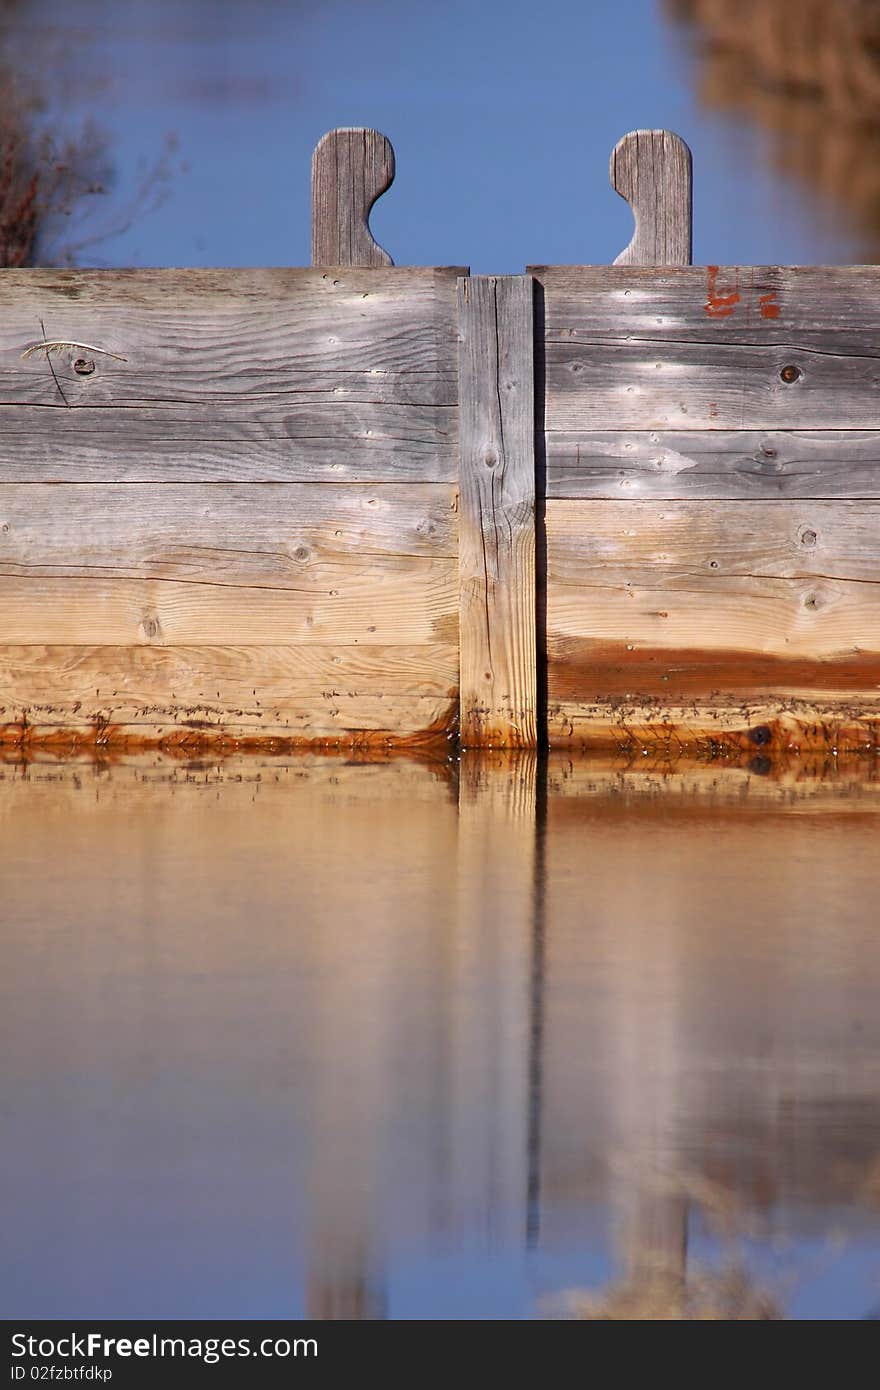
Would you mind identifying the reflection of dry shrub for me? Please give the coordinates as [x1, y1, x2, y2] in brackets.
[664, 0, 880, 256]
[556, 1165, 783, 1320]
[0, 2, 178, 268]
[0, 104, 111, 266]
[567, 1265, 781, 1320]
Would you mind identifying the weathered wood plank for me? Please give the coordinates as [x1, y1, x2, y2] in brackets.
[0, 643, 458, 740]
[547, 498, 880, 585]
[546, 430, 880, 499]
[0, 402, 457, 482]
[0, 482, 458, 563]
[547, 699, 880, 752]
[545, 499, 880, 747]
[0, 269, 462, 400]
[0, 481, 457, 646]
[0, 567, 456, 647]
[610, 130, 693, 267]
[531, 266, 880, 431]
[0, 268, 460, 481]
[457, 276, 536, 748]
[311, 128, 395, 268]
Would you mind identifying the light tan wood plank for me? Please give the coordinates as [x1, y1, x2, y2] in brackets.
[0, 642, 457, 713]
[457, 276, 536, 747]
[545, 499, 880, 748]
[0, 563, 457, 646]
[546, 430, 880, 499]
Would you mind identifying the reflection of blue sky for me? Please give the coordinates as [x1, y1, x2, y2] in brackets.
[15, 0, 862, 268]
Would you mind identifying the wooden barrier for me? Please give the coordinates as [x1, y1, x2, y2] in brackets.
[1, 125, 879, 755]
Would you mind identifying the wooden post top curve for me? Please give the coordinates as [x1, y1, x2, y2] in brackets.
[611, 128, 693, 266]
[311, 128, 396, 268]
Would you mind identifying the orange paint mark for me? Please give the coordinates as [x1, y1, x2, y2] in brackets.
[759, 291, 780, 319]
[704, 265, 740, 318]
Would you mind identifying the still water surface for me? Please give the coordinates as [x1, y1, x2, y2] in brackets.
[3, 753, 880, 1319]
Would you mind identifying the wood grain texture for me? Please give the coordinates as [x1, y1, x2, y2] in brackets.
[457, 276, 536, 747]
[531, 265, 880, 431]
[311, 128, 395, 268]
[611, 130, 693, 266]
[0, 481, 457, 646]
[545, 499, 880, 748]
[0, 643, 457, 741]
[0, 482, 458, 565]
[546, 429, 880, 499]
[0, 267, 462, 481]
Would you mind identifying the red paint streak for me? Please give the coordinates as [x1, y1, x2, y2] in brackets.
[759, 291, 780, 319]
[705, 265, 740, 318]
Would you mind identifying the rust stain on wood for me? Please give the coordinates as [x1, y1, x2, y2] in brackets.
[549, 639, 880, 699]
[0, 695, 459, 761]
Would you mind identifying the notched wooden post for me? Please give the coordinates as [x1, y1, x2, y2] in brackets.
[457, 276, 537, 748]
[311, 128, 395, 267]
[611, 129, 693, 266]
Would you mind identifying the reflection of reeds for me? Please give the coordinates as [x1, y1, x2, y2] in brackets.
[665, 0, 880, 257]
[559, 1165, 784, 1319]
[568, 1264, 781, 1319]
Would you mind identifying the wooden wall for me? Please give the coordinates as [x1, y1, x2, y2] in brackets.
[534, 263, 880, 752]
[2, 126, 879, 755]
[0, 266, 463, 750]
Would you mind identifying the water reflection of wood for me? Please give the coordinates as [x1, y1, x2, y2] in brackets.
[3, 750, 880, 1317]
[665, 0, 880, 257]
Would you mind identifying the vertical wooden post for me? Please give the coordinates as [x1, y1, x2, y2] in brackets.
[311, 128, 395, 267]
[457, 275, 537, 749]
[611, 129, 693, 266]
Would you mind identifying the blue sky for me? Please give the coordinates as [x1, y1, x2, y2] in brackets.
[14, 0, 863, 270]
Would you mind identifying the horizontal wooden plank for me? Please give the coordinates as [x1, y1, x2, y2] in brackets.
[0, 482, 457, 563]
[547, 698, 880, 752]
[0, 399, 456, 483]
[0, 267, 462, 481]
[546, 430, 880, 499]
[0, 483, 458, 646]
[0, 567, 457, 646]
[533, 265, 880, 430]
[0, 643, 458, 739]
[547, 498, 880, 586]
[545, 499, 880, 747]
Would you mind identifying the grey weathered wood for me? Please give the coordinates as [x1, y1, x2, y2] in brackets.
[0, 403, 457, 482]
[0, 482, 458, 565]
[311, 128, 395, 267]
[533, 263, 880, 348]
[530, 265, 880, 431]
[546, 430, 880, 499]
[610, 130, 692, 266]
[457, 276, 536, 748]
[0, 267, 463, 481]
